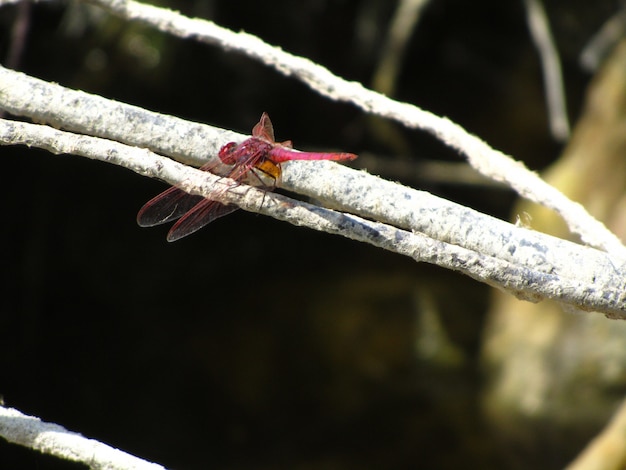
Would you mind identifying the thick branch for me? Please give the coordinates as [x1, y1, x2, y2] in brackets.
[0, 65, 235, 167]
[1, 118, 625, 317]
[2, 66, 626, 315]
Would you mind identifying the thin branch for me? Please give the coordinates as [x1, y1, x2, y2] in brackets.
[0, 406, 166, 470]
[1, 117, 625, 318]
[523, 0, 571, 141]
[82, 0, 626, 260]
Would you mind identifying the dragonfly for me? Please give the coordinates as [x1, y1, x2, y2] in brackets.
[137, 112, 358, 241]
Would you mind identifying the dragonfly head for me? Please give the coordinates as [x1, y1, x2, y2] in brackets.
[218, 142, 238, 164]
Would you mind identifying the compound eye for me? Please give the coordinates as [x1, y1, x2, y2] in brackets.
[218, 142, 238, 164]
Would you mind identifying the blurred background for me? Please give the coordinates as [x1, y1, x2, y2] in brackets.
[1, 0, 625, 468]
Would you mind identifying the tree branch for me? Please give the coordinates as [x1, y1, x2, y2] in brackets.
[523, 0, 571, 141]
[0, 406, 165, 470]
[1, 116, 625, 318]
[83, 0, 626, 258]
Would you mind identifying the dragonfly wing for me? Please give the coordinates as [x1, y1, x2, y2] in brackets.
[137, 186, 205, 227]
[166, 200, 239, 242]
[253, 112, 275, 142]
[137, 160, 222, 227]
[166, 154, 261, 241]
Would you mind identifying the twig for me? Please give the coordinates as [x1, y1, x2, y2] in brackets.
[82, 0, 626, 260]
[1, 117, 625, 317]
[0, 406, 165, 470]
[523, 0, 571, 141]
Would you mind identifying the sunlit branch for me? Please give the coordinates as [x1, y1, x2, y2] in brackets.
[1, 117, 625, 318]
[83, 0, 626, 260]
[0, 406, 165, 470]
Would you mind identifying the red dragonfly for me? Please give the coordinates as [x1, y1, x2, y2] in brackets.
[137, 112, 357, 241]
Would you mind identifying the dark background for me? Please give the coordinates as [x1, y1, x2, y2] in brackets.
[0, 0, 616, 468]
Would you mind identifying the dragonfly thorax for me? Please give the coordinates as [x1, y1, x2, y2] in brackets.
[218, 138, 273, 167]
